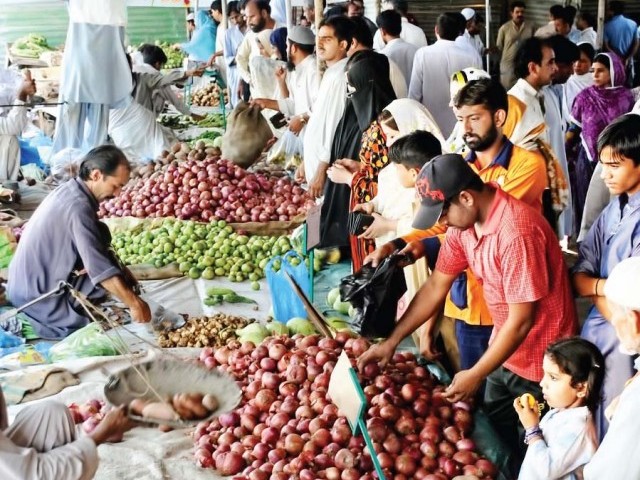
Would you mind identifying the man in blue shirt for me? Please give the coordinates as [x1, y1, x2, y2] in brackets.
[571, 114, 640, 440]
[603, 1, 639, 83]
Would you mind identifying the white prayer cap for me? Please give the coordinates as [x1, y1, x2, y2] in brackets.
[461, 8, 476, 21]
[604, 257, 640, 310]
[288, 26, 315, 46]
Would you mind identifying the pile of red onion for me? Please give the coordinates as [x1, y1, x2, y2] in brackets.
[99, 156, 314, 223]
[195, 333, 498, 479]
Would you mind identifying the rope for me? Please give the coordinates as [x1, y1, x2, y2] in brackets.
[67, 288, 170, 405]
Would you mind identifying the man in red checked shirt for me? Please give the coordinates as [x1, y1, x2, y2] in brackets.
[358, 153, 577, 471]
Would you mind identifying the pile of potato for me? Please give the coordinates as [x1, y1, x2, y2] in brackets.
[129, 392, 219, 423]
[131, 141, 221, 180]
[192, 83, 228, 107]
[157, 313, 253, 348]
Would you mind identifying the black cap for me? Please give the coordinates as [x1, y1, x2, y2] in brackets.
[412, 153, 480, 229]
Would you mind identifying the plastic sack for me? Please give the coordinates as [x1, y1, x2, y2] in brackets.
[0, 329, 24, 348]
[49, 148, 85, 183]
[267, 130, 303, 167]
[49, 323, 126, 362]
[339, 254, 407, 338]
[221, 101, 272, 168]
[265, 251, 309, 323]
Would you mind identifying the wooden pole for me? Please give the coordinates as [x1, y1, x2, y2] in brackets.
[596, 0, 605, 49]
[315, 0, 324, 77]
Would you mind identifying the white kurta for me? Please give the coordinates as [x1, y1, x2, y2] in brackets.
[455, 35, 483, 69]
[132, 64, 188, 115]
[381, 38, 418, 89]
[388, 59, 407, 99]
[577, 27, 597, 47]
[236, 26, 281, 85]
[277, 55, 319, 118]
[0, 387, 99, 480]
[373, 17, 427, 50]
[0, 101, 28, 181]
[370, 164, 416, 247]
[408, 40, 481, 137]
[302, 58, 348, 183]
[562, 73, 594, 121]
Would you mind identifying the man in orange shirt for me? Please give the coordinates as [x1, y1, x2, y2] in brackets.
[365, 78, 547, 374]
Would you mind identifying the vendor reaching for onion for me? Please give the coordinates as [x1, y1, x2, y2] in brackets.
[7, 146, 151, 340]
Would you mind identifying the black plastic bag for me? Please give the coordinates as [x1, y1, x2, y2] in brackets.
[339, 254, 407, 338]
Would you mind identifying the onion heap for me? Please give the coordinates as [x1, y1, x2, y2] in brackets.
[194, 334, 498, 479]
[100, 153, 313, 223]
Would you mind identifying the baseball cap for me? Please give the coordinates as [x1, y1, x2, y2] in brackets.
[288, 26, 316, 46]
[604, 257, 640, 310]
[412, 154, 480, 229]
[461, 8, 476, 21]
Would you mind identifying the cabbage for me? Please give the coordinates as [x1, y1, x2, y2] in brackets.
[327, 287, 341, 307]
[265, 321, 289, 336]
[286, 317, 317, 335]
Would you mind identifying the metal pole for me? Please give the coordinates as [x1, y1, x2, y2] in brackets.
[485, 0, 491, 75]
[286, 0, 293, 29]
[596, 0, 605, 50]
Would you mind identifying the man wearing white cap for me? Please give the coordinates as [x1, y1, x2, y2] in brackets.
[186, 12, 196, 37]
[373, 0, 427, 51]
[252, 26, 319, 139]
[583, 256, 640, 479]
[458, 8, 485, 60]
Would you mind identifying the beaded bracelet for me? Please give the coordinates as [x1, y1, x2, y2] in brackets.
[524, 426, 543, 445]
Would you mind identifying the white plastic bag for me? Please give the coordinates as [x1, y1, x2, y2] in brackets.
[49, 148, 85, 183]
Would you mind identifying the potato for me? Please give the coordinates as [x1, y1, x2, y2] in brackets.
[128, 398, 148, 416]
[173, 393, 208, 419]
[202, 394, 219, 412]
[141, 402, 180, 422]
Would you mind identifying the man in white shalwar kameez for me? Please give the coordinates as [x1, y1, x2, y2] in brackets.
[253, 27, 318, 138]
[0, 385, 133, 480]
[377, 10, 418, 89]
[235, 0, 281, 93]
[0, 73, 35, 181]
[301, 17, 351, 199]
[373, 0, 427, 51]
[53, 0, 132, 153]
[409, 13, 481, 137]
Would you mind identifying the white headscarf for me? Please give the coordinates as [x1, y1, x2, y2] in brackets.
[563, 72, 594, 120]
[382, 98, 445, 147]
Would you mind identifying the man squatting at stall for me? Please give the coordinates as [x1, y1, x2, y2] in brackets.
[7, 146, 151, 340]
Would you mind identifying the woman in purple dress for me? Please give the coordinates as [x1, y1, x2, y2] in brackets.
[567, 53, 634, 235]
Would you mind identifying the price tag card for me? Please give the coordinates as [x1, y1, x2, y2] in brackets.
[328, 351, 365, 434]
[304, 203, 321, 253]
